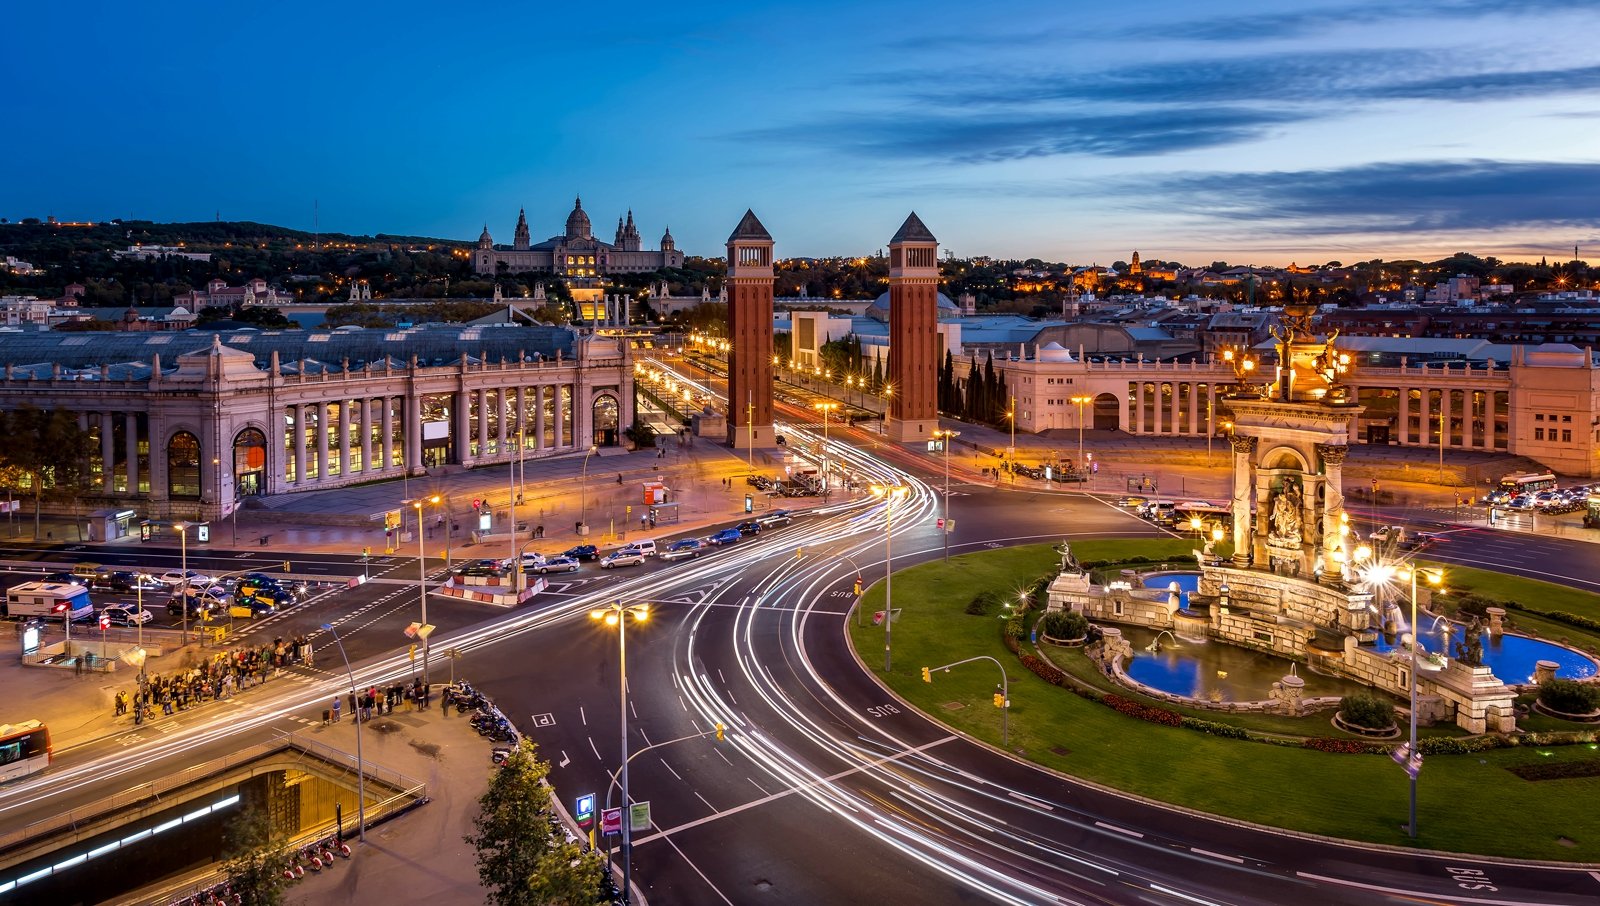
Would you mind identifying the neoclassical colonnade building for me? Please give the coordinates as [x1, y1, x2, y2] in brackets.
[0, 325, 632, 526]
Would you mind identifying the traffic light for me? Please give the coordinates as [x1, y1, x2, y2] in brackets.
[715, 723, 725, 742]
[993, 693, 1006, 709]
[921, 667, 931, 683]
[363, 546, 371, 558]
[282, 560, 291, 572]
[853, 578, 863, 596]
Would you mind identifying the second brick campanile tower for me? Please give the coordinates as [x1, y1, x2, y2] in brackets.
[725, 209, 776, 450]
[886, 212, 941, 443]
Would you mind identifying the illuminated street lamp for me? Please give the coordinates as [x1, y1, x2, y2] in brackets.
[813, 402, 839, 490]
[321, 622, 367, 843]
[579, 444, 599, 535]
[932, 429, 960, 560]
[590, 601, 651, 904]
[1071, 395, 1092, 477]
[870, 484, 909, 671]
[1362, 558, 1444, 838]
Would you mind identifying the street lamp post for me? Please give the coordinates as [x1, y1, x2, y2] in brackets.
[579, 444, 599, 535]
[321, 623, 366, 843]
[1362, 556, 1442, 838]
[813, 402, 838, 491]
[410, 499, 431, 687]
[933, 429, 959, 559]
[590, 601, 650, 905]
[1071, 395, 1092, 477]
[871, 484, 909, 671]
[177, 523, 189, 645]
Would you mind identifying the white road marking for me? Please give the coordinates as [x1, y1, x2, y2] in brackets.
[1189, 848, 1244, 864]
[1094, 821, 1143, 839]
[1295, 871, 1560, 906]
[579, 706, 586, 726]
[661, 758, 682, 780]
[588, 736, 601, 760]
[558, 751, 570, 768]
[1007, 791, 1054, 811]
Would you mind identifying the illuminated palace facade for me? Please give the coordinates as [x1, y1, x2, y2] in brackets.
[0, 326, 633, 527]
[973, 342, 1600, 476]
[473, 197, 684, 277]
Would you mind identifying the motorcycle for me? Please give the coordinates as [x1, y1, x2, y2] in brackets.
[491, 746, 515, 765]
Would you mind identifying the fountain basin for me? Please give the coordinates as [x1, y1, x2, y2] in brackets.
[1365, 621, 1597, 685]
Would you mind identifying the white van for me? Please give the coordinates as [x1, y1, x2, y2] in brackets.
[4, 582, 94, 622]
[621, 539, 658, 557]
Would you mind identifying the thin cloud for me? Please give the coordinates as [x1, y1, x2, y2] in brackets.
[1123, 160, 1600, 234]
[733, 107, 1307, 163]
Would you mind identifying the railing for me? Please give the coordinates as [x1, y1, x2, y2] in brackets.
[0, 732, 425, 857]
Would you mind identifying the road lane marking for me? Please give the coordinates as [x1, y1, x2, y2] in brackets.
[1008, 791, 1054, 811]
[1094, 821, 1143, 839]
[559, 751, 570, 768]
[588, 736, 601, 760]
[579, 706, 586, 726]
[631, 735, 958, 845]
[661, 758, 682, 780]
[1190, 848, 1244, 864]
[1295, 871, 1557, 905]
[747, 776, 769, 796]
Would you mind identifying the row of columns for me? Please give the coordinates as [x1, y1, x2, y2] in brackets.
[461, 386, 568, 459]
[1397, 387, 1506, 450]
[288, 397, 403, 487]
[83, 412, 144, 495]
[1130, 381, 1220, 435]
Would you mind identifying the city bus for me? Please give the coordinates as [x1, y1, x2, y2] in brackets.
[0, 720, 52, 783]
[1489, 471, 1557, 505]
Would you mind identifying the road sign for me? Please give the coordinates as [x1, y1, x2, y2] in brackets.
[600, 807, 622, 835]
[575, 793, 595, 827]
[936, 517, 944, 530]
[629, 802, 651, 833]
[196, 524, 210, 542]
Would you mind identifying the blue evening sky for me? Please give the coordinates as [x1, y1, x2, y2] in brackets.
[6, 0, 1600, 265]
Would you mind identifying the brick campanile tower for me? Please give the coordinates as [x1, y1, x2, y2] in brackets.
[725, 209, 775, 450]
[886, 212, 940, 443]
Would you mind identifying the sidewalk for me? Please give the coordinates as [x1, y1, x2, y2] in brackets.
[275, 700, 493, 906]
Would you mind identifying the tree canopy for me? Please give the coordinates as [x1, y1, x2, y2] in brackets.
[465, 738, 603, 906]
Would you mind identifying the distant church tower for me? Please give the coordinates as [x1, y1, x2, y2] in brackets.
[660, 226, 676, 254]
[1129, 251, 1142, 275]
[725, 209, 776, 449]
[513, 208, 531, 250]
[614, 210, 642, 251]
[478, 225, 493, 250]
[886, 212, 941, 442]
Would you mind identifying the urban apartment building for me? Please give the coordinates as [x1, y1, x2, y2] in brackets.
[0, 325, 633, 534]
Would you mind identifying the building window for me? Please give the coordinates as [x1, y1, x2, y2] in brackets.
[167, 431, 202, 499]
[1563, 430, 1572, 442]
[1535, 428, 1545, 440]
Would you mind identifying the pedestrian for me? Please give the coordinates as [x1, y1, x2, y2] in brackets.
[331, 697, 341, 723]
[535, 524, 544, 540]
[114, 691, 126, 716]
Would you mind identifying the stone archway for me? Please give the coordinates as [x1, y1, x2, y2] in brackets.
[592, 394, 621, 447]
[1092, 392, 1121, 430]
[233, 427, 267, 497]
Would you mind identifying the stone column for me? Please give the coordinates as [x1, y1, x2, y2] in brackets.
[406, 394, 423, 472]
[1398, 386, 1410, 445]
[475, 388, 489, 460]
[1438, 388, 1451, 450]
[1134, 383, 1146, 435]
[1316, 443, 1348, 578]
[100, 412, 116, 492]
[555, 385, 566, 448]
[515, 387, 527, 451]
[497, 388, 510, 456]
[293, 404, 307, 485]
[359, 398, 373, 474]
[316, 402, 330, 483]
[381, 398, 395, 472]
[535, 386, 547, 449]
[337, 399, 351, 479]
[1153, 384, 1163, 435]
[1187, 383, 1199, 435]
[1418, 388, 1431, 446]
[452, 390, 470, 464]
[1230, 434, 1257, 566]
[125, 412, 140, 494]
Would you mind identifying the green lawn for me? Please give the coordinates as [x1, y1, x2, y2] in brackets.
[848, 541, 1600, 861]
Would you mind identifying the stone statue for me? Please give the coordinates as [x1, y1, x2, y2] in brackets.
[1454, 617, 1486, 667]
[1269, 482, 1302, 544]
[1057, 540, 1081, 573]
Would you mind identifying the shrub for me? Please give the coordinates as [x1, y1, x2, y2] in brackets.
[1419, 736, 1506, 756]
[1103, 693, 1183, 727]
[1303, 737, 1386, 754]
[1538, 679, 1600, 715]
[1039, 610, 1089, 640]
[1508, 760, 1600, 781]
[1179, 717, 1251, 740]
[1002, 613, 1026, 641]
[965, 590, 1003, 616]
[1339, 693, 1396, 730]
[1019, 653, 1066, 686]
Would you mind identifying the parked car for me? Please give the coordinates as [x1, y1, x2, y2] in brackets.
[101, 605, 152, 626]
[707, 528, 741, 546]
[736, 521, 763, 536]
[533, 556, 580, 574]
[600, 550, 645, 569]
[661, 539, 704, 562]
[565, 544, 599, 562]
[72, 562, 104, 579]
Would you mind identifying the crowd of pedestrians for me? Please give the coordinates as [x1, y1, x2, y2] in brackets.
[114, 635, 314, 722]
[328, 678, 430, 723]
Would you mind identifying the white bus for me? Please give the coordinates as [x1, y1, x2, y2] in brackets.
[1490, 471, 1557, 504]
[0, 720, 52, 783]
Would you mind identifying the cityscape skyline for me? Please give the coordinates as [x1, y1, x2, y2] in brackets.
[7, 0, 1600, 266]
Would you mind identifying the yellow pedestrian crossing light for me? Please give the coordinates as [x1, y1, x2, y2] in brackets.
[715, 723, 725, 742]
[921, 667, 931, 683]
[993, 693, 1005, 709]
